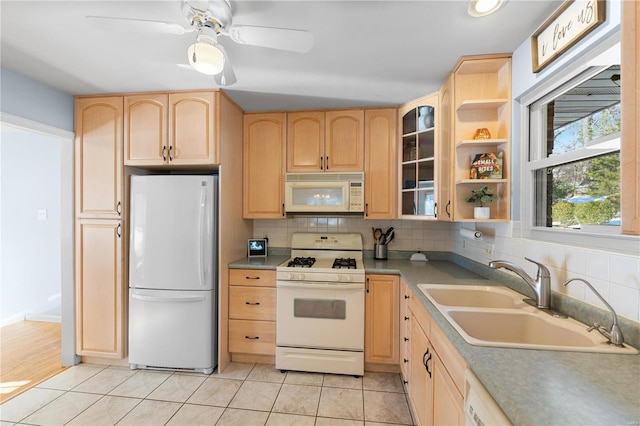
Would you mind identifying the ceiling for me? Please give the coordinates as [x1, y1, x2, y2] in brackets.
[0, 1, 563, 112]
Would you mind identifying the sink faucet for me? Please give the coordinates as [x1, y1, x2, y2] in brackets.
[489, 257, 551, 309]
[563, 278, 625, 347]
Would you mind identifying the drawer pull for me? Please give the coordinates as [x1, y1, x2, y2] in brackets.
[245, 302, 261, 305]
[404, 337, 409, 342]
[245, 336, 260, 340]
[403, 358, 409, 363]
[404, 316, 409, 321]
[245, 276, 260, 280]
[404, 294, 410, 299]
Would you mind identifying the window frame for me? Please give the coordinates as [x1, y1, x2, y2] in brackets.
[518, 32, 639, 255]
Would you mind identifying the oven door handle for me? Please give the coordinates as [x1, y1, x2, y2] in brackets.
[276, 281, 364, 290]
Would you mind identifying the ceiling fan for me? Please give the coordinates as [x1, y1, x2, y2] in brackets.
[86, 0, 314, 86]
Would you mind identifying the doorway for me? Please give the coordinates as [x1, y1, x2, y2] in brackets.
[0, 115, 76, 401]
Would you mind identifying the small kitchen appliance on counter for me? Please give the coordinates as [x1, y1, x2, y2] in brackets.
[276, 233, 365, 376]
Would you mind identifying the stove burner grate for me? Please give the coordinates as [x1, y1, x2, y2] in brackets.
[332, 258, 357, 269]
[287, 257, 316, 268]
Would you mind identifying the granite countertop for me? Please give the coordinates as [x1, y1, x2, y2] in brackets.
[229, 256, 640, 425]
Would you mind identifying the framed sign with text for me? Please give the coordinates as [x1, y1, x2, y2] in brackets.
[531, 0, 606, 73]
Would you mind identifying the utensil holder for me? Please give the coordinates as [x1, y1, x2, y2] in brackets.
[374, 244, 387, 260]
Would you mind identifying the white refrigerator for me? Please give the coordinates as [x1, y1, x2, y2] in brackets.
[128, 175, 217, 374]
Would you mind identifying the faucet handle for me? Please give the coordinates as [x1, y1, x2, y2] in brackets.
[524, 257, 550, 277]
[587, 323, 600, 332]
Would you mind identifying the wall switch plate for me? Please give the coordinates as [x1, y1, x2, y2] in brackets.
[37, 209, 48, 221]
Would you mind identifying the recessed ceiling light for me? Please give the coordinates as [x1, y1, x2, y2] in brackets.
[468, 0, 506, 17]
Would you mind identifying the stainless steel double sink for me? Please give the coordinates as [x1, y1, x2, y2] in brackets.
[418, 284, 637, 354]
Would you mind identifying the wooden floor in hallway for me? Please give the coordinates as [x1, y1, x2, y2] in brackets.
[1, 320, 66, 403]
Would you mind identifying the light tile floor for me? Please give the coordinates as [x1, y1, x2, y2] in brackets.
[0, 363, 414, 425]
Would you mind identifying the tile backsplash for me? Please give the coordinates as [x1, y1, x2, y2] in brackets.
[253, 217, 640, 323]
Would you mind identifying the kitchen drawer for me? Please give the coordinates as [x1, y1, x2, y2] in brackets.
[229, 286, 276, 321]
[229, 269, 276, 287]
[229, 319, 276, 355]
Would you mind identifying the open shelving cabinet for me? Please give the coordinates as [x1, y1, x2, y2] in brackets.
[452, 55, 511, 222]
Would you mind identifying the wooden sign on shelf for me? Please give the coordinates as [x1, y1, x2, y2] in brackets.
[531, 0, 606, 73]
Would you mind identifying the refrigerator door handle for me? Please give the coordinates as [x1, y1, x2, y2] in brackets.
[198, 184, 209, 288]
[131, 293, 207, 303]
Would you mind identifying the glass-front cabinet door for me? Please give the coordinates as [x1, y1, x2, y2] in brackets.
[399, 93, 438, 219]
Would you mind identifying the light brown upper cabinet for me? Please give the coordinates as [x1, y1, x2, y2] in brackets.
[124, 91, 217, 166]
[75, 96, 124, 219]
[452, 54, 511, 222]
[287, 109, 364, 172]
[398, 93, 439, 220]
[124, 93, 167, 166]
[364, 108, 397, 219]
[244, 113, 287, 219]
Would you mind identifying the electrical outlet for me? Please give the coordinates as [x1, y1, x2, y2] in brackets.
[484, 243, 494, 259]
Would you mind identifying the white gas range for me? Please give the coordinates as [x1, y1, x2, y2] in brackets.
[276, 233, 365, 376]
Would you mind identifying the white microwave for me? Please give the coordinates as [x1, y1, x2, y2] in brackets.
[284, 172, 364, 213]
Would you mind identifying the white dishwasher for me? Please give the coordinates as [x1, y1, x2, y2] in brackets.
[464, 369, 512, 426]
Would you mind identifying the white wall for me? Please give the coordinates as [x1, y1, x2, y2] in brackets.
[1, 127, 62, 324]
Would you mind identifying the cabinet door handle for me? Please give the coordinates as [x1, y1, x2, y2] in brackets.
[116, 201, 121, 216]
[282, 203, 286, 217]
[116, 223, 122, 238]
[365, 277, 370, 293]
[162, 146, 167, 161]
[245, 276, 260, 280]
[320, 156, 324, 170]
[325, 156, 329, 170]
[245, 301, 260, 305]
[403, 380, 408, 385]
[403, 358, 409, 363]
[365, 203, 369, 217]
[168, 146, 173, 161]
[446, 200, 451, 217]
[434, 202, 437, 219]
[423, 348, 432, 378]
[404, 294, 410, 299]
[404, 316, 409, 321]
[244, 336, 260, 340]
[404, 337, 409, 342]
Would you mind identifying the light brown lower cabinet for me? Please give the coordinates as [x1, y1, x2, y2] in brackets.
[403, 283, 467, 426]
[75, 219, 125, 358]
[365, 274, 400, 365]
[228, 269, 277, 356]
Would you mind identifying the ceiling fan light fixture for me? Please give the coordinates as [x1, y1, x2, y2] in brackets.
[187, 40, 224, 75]
[468, 0, 505, 17]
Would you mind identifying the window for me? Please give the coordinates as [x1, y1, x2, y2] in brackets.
[528, 65, 621, 234]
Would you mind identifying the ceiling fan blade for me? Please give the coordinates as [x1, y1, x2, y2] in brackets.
[227, 25, 314, 53]
[214, 45, 237, 86]
[86, 16, 193, 35]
